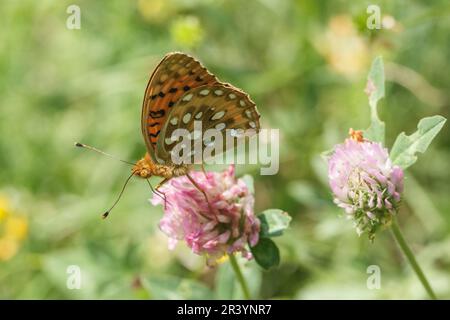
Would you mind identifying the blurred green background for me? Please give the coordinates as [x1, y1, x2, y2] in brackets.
[0, 0, 449, 299]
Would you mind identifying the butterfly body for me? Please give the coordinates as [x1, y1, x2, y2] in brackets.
[133, 153, 189, 179]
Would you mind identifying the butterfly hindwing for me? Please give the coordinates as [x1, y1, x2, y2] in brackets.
[141, 52, 218, 162]
[156, 84, 261, 164]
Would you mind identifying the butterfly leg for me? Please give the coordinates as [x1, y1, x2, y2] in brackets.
[185, 172, 214, 213]
[200, 163, 208, 180]
[147, 178, 168, 209]
[155, 178, 169, 209]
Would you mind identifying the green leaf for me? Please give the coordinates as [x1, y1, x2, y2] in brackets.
[390, 115, 446, 169]
[215, 258, 262, 299]
[141, 275, 213, 300]
[364, 56, 386, 144]
[241, 174, 254, 194]
[250, 238, 280, 270]
[259, 209, 291, 237]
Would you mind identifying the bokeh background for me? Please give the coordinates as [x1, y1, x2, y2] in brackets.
[0, 0, 449, 299]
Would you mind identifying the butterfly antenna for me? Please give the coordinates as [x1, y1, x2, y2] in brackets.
[74, 142, 135, 166]
[102, 171, 135, 219]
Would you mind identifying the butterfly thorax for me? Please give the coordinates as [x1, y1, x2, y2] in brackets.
[132, 153, 189, 179]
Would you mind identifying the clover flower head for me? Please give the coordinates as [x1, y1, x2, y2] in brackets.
[152, 165, 260, 266]
[328, 134, 404, 239]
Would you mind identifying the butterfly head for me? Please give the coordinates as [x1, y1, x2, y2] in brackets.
[132, 154, 154, 179]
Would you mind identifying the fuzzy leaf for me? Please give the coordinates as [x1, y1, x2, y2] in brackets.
[390, 115, 446, 169]
[250, 238, 280, 270]
[259, 209, 291, 238]
[364, 56, 386, 144]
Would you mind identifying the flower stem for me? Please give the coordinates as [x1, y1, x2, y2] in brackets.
[391, 218, 437, 300]
[228, 254, 251, 300]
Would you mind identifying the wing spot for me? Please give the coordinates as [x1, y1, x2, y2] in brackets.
[169, 88, 178, 93]
[245, 110, 253, 119]
[215, 123, 226, 131]
[168, 101, 175, 107]
[160, 74, 168, 82]
[195, 111, 203, 119]
[183, 85, 191, 91]
[249, 121, 256, 128]
[214, 89, 224, 96]
[158, 92, 165, 98]
[239, 100, 246, 107]
[149, 110, 165, 118]
[183, 113, 192, 124]
[195, 76, 203, 82]
[228, 93, 237, 99]
[199, 89, 210, 96]
[149, 130, 160, 138]
[211, 110, 226, 121]
[165, 137, 176, 145]
[170, 117, 178, 125]
[182, 93, 194, 102]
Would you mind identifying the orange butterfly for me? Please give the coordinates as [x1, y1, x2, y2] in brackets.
[78, 52, 261, 217]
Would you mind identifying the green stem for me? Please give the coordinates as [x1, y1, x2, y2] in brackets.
[228, 254, 251, 300]
[391, 218, 437, 300]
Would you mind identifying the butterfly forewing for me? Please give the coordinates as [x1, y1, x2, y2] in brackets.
[156, 84, 261, 164]
[141, 52, 218, 162]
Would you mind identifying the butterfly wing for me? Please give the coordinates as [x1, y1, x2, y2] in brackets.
[156, 83, 261, 164]
[141, 52, 218, 162]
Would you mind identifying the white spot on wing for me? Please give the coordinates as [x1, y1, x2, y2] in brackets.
[183, 113, 192, 124]
[211, 110, 226, 120]
[215, 123, 226, 131]
[239, 100, 246, 107]
[228, 93, 236, 99]
[249, 121, 256, 128]
[214, 89, 224, 96]
[195, 111, 203, 119]
[182, 93, 193, 102]
[245, 110, 253, 119]
[165, 137, 175, 145]
[170, 117, 178, 125]
[199, 89, 210, 96]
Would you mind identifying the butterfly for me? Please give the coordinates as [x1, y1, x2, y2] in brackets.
[78, 52, 261, 217]
[133, 52, 260, 187]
